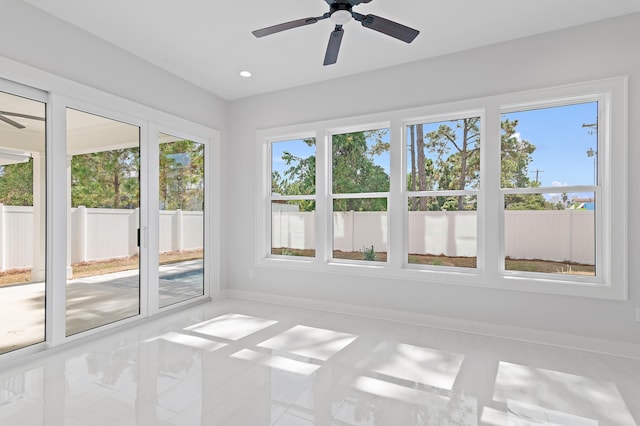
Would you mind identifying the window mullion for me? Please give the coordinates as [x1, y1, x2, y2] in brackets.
[482, 104, 502, 280]
[388, 117, 403, 270]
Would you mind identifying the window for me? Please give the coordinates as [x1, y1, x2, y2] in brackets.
[331, 127, 390, 262]
[405, 115, 481, 269]
[501, 101, 598, 277]
[257, 77, 627, 300]
[270, 137, 316, 258]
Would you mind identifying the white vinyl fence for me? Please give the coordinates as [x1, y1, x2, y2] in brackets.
[0, 205, 203, 271]
[0, 206, 594, 271]
[273, 210, 595, 264]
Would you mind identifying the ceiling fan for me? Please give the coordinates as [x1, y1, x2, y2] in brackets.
[252, 0, 420, 66]
[0, 110, 45, 129]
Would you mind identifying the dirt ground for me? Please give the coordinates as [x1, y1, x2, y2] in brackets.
[0, 249, 204, 286]
[1, 248, 594, 286]
[271, 248, 595, 275]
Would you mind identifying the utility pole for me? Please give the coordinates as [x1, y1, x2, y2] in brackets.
[583, 121, 598, 185]
[530, 169, 544, 184]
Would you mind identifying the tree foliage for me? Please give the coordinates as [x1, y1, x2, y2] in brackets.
[159, 140, 204, 211]
[272, 131, 390, 212]
[0, 159, 33, 206]
[407, 118, 480, 211]
[332, 130, 389, 211]
[72, 148, 140, 209]
[406, 117, 557, 211]
[500, 118, 555, 210]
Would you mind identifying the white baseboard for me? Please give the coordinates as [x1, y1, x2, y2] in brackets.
[222, 289, 640, 360]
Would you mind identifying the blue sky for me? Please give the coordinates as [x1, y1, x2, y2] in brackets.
[502, 101, 598, 188]
[272, 102, 598, 193]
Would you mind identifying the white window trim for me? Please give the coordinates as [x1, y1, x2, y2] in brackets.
[255, 77, 627, 301]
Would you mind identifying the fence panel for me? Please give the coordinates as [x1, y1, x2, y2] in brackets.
[0, 207, 595, 271]
[2, 206, 33, 269]
[275, 210, 594, 264]
[408, 211, 477, 257]
[83, 208, 138, 261]
[181, 211, 204, 251]
[272, 211, 314, 250]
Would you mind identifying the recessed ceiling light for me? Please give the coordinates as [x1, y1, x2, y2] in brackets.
[239, 70, 252, 78]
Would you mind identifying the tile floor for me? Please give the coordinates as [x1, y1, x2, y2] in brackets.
[0, 298, 638, 425]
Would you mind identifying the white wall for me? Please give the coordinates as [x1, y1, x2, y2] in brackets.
[0, 0, 227, 291]
[0, 0, 226, 131]
[227, 13, 640, 345]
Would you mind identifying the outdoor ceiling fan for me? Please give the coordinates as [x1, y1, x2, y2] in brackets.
[252, 0, 420, 65]
[0, 110, 45, 129]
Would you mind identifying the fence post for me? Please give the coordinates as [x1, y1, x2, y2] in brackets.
[350, 210, 355, 252]
[31, 152, 46, 281]
[77, 206, 87, 262]
[174, 209, 183, 252]
[564, 209, 572, 263]
[0, 203, 4, 272]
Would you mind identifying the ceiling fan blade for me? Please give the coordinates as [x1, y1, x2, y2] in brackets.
[323, 26, 344, 65]
[0, 110, 45, 122]
[253, 17, 322, 38]
[0, 114, 26, 129]
[359, 14, 419, 43]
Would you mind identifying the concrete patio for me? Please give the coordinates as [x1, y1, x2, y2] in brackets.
[0, 259, 203, 355]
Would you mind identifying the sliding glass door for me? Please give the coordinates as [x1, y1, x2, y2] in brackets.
[0, 75, 216, 359]
[0, 88, 47, 355]
[158, 133, 204, 308]
[65, 108, 141, 336]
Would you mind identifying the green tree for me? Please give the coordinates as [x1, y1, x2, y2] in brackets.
[72, 148, 139, 208]
[273, 132, 390, 212]
[0, 159, 33, 206]
[332, 130, 389, 211]
[501, 118, 553, 210]
[272, 138, 316, 212]
[159, 140, 204, 211]
[408, 118, 480, 211]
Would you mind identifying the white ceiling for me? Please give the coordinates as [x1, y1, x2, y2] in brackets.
[23, 0, 640, 100]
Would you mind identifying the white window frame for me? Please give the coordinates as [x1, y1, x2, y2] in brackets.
[255, 77, 627, 301]
[258, 130, 319, 265]
[403, 110, 485, 274]
[328, 121, 391, 265]
[492, 80, 626, 300]
[151, 123, 216, 314]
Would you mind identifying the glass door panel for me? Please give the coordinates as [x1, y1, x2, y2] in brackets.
[66, 108, 141, 336]
[0, 91, 46, 354]
[158, 133, 204, 307]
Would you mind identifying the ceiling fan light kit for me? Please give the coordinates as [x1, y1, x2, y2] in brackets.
[252, 0, 419, 66]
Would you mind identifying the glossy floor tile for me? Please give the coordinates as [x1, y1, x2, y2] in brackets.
[1, 298, 639, 425]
